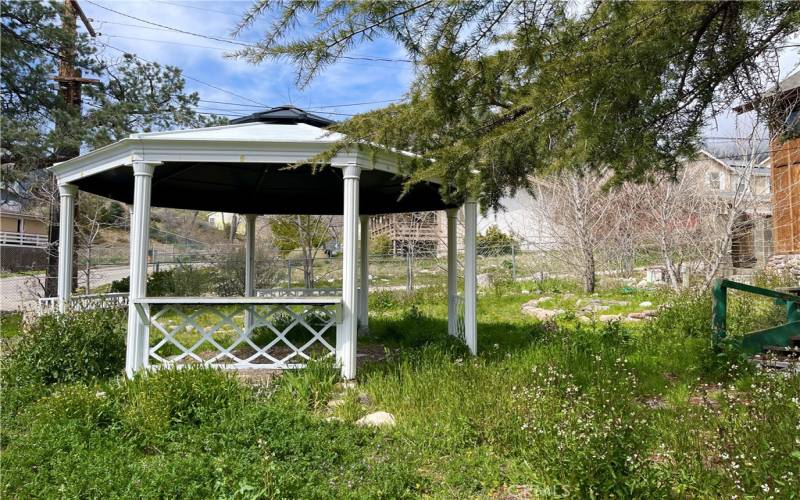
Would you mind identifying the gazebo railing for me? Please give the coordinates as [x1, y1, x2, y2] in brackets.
[39, 292, 130, 315]
[255, 287, 341, 298]
[131, 297, 341, 370]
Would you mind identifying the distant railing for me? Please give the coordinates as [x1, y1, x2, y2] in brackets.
[255, 287, 341, 298]
[0, 231, 48, 248]
[39, 292, 129, 315]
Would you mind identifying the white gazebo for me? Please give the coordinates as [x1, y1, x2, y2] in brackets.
[48, 106, 478, 379]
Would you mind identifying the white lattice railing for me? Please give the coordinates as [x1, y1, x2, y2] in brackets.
[38, 292, 129, 315]
[132, 297, 341, 370]
[449, 293, 465, 341]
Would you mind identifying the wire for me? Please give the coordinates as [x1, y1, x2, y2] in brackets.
[93, 40, 269, 107]
[150, 0, 242, 17]
[86, 2, 412, 63]
[85, 0, 250, 47]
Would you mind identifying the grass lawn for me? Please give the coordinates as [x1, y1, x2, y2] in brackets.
[1, 279, 798, 498]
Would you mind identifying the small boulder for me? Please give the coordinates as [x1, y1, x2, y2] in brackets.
[598, 314, 622, 322]
[357, 392, 372, 406]
[639, 301, 653, 308]
[327, 398, 345, 409]
[356, 411, 396, 428]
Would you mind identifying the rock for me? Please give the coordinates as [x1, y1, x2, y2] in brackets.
[598, 314, 622, 322]
[639, 301, 653, 308]
[521, 299, 562, 320]
[335, 380, 357, 391]
[581, 304, 609, 312]
[324, 416, 342, 423]
[628, 310, 658, 320]
[357, 392, 372, 406]
[477, 273, 493, 287]
[327, 398, 345, 409]
[520, 289, 530, 295]
[577, 315, 592, 323]
[356, 411, 396, 428]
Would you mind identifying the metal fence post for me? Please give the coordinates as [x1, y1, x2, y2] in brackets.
[511, 245, 516, 282]
[711, 279, 727, 345]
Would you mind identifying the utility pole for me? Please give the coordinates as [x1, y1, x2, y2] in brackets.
[44, 0, 98, 297]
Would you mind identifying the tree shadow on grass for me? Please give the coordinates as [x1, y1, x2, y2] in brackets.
[358, 311, 551, 376]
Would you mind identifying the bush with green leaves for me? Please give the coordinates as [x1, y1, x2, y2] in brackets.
[5, 308, 126, 386]
[109, 266, 215, 296]
[476, 225, 517, 256]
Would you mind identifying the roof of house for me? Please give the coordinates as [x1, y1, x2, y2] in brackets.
[734, 71, 800, 113]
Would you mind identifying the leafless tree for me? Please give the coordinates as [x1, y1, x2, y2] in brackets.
[528, 169, 621, 293]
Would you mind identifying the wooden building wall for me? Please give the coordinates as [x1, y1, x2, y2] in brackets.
[771, 137, 800, 254]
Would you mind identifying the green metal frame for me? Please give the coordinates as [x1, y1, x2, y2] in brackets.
[711, 279, 800, 354]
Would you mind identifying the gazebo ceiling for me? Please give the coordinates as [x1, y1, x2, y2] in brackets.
[51, 106, 459, 215]
[72, 161, 455, 215]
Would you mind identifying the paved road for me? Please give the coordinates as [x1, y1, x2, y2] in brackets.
[0, 265, 132, 312]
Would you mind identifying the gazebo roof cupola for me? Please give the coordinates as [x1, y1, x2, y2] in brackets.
[230, 104, 335, 127]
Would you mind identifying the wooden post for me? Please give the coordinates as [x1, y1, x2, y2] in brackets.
[359, 214, 369, 332]
[338, 163, 360, 379]
[56, 184, 77, 312]
[126, 161, 158, 378]
[446, 208, 458, 336]
[244, 214, 256, 333]
[464, 199, 478, 354]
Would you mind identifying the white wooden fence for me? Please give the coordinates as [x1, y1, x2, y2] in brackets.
[0, 231, 48, 248]
[132, 297, 341, 370]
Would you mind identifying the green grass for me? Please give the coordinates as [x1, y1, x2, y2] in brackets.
[0, 312, 23, 339]
[2, 280, 798, 498]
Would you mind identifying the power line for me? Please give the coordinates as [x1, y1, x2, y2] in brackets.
[151, 0, 242, 17]
[85, 0, 250, 47]
[85, 2, 412, 63]
[93, 40, 269, 107]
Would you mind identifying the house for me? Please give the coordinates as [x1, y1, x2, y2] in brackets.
[1, 184, 49, 270]
[370, 212, 442, 256]
[685, 147, 773, 269]
[206, 212, 246, 235]
[735, 71, 800, 277]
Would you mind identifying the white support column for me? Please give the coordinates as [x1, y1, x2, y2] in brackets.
[464, 199, 478, 355]
[126, 161, 158, 378]
[244, 214, 256, 333]
[338, 163, 360, 379]
[56, 183, 78, 313]
[446, 208, 458, 336]
[359, 214, 369, 332]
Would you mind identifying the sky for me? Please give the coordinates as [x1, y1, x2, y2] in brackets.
[79, 0, 417, 120]
[78, 0, 799, 135]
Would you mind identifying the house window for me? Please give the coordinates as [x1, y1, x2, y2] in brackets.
[707, 172, 722, 190]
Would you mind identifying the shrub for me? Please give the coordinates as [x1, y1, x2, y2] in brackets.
[476, 225, 517, 256]
[109, 266, 215, 296]
[370, 234, 393, 255]
[6, 308, 126, 386]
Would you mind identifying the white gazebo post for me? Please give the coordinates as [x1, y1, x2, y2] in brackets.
[244, 214, 256, 332]
[446, 208, 458, 336]
[56, 183, 78, 313]
[338, 162, 360, 379]
[464, 199, 478, 354]
[358, 214, 369, 332]
[126, 161, 158, 378]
